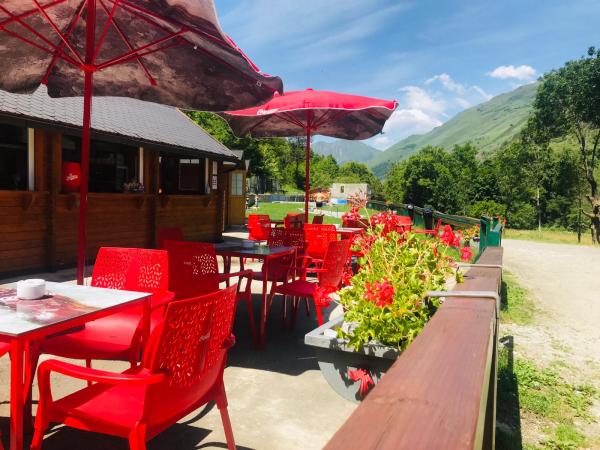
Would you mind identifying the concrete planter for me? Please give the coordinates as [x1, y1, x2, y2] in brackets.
[304, 315, 400, 403]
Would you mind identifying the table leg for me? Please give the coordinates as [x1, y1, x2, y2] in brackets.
[23, 341, 41, 435]
[10, 339, 25, 450]
[259, 258, 269, 349]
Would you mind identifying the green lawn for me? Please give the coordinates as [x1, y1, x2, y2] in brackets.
[504, 228, 593, 246]
[246, 202, 342, 224]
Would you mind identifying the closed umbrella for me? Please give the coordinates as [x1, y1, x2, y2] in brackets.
[221, 89, 397, 220]
[0, 0, 282, 284]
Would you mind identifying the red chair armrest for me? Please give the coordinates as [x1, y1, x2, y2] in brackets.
[151, 290, 175, 311]
[38, 359, 166, 386]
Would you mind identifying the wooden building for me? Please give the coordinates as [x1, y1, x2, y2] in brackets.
[223, 150, 248, 226]
[0, 88, 241, 278]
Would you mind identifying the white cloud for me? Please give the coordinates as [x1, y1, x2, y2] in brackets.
[487, 64, 536, 80]
[399, 86, 446, 117]
[425, 73, 465, 95]
[367, 72, 496, 149]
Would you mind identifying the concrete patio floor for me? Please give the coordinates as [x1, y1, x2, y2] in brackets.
[0, 231, 356, 449]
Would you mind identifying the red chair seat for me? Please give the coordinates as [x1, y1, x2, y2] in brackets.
[273, 279, 316, 297]
[50, 369, 148, 434]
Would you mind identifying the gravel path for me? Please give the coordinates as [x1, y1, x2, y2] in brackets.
[502, 239, 600, 376]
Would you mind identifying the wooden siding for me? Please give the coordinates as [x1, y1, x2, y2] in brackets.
[0, 127, 225, 277]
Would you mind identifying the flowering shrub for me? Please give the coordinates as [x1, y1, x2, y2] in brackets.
[369, 211, 409, 236]
[341, 207, 362, 224]
[337, 227, 455, 351]
[461, 225, 480, 245]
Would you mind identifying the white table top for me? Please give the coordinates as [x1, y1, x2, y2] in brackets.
[0, 282, 150, 336]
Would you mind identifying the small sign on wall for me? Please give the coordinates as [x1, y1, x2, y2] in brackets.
[211, 174, 218, 190]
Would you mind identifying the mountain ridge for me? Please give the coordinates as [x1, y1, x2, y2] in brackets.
[312, 140, 380, 164]
[368, 82, 539, 177]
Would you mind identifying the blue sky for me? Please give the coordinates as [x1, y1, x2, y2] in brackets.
[216, 0, 600, 149]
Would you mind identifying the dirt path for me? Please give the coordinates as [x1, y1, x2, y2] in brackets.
[502, 239, 600, 376]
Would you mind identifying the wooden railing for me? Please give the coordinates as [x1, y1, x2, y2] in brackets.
[324, 247, 503, 450]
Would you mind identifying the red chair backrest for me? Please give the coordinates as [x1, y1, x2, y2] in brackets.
[304, 224, 338, 259]
[248, 221, 272, 240]
[284, 228, 305, 250]
[156, 227, 184, 249]
[319, 240, 351, 289]
[248, 214, 270, 227]
[91, 247, 169, 295]
[267, 227, 286, 248]
[312, 215, 324, 224]
[397, 216, 412, 226]
[142, 284, 238, 426]
[164, 241, 220, 299]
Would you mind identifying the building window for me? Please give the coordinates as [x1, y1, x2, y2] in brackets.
[159, 153, 206, 195]
[0, 123, 28, 190]
[340, 185, 345, 194]
[231, 172, 244, 196]
[62, 136, 140, 193]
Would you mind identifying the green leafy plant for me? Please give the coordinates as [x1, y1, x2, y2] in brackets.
[336, 226, 456, 351]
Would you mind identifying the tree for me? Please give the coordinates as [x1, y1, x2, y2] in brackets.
[529, 47, 600, 243]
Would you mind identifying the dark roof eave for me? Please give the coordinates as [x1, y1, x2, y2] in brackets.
[0, 111, 237, 162]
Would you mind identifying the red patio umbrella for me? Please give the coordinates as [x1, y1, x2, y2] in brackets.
[0, 0, 283, 284]
[221, 89, 397, 220]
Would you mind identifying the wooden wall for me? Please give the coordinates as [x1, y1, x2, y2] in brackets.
[0, 127, 224, 277]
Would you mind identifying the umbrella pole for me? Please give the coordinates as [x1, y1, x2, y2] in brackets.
[76, 0, 96, 285]
[304, 124, 311, 223]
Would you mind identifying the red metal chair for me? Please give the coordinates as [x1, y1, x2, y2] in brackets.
[397, 215, 413, 232]
[312, 214, 324, 224]
[415, 218, 442, 236]
[156, 227, 183, 249]
[40, 248, 174, 366]
[268, 239, 351, 327]
[304, 224, 338, 261]
[247, 214, 271, 241]
[164, 240, 257, 345]
[31, 285, 240, 450]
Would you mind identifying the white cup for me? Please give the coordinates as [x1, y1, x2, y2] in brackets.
[16, 279, 46, 300]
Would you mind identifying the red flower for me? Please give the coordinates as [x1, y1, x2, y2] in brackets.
[370, 212, 407, 237]
[452, 231, 462, 248]
[440, 225, 455, 246]
[364, 278, 394, 308]
[460, 246, 473, 262]
[342, 266, 354, 286]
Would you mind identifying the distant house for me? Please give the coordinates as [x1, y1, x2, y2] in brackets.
[0, 87, 237, 277]
[330, 183, 371, 203]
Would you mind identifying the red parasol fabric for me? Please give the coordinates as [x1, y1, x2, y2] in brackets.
[0, 0, 283, 285]
[222, 89, 397, 220]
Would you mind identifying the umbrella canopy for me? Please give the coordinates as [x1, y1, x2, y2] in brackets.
[0, 0, 283, 286]
[222, 89, 397, 219]
[0, 1, 282, 109]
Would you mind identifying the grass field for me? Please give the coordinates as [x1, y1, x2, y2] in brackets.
[246, 202, 343, 224]
[504, 228, 593, 246]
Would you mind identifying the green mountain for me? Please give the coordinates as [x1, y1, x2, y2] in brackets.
[368, 82, 539, 177]
[312, 140, 380, 164]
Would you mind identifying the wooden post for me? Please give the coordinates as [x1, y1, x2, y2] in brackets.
[47, 132, 62, 271]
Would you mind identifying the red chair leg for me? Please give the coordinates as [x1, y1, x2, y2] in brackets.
[315, 303, 324, 326]
[244, 291, 258, 346]
[30, 406, 48, 450]
[128, 423, 147, 450]
[215, 383, 236, 450]
[86, 358, 92, 387]
[290, 297, 299, 330]
[304, 297, 311, 316]
[281, 295, 287, 327]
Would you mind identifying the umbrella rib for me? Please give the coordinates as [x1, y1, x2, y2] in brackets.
[93, 0, 121, 63]
[42, 0, 87, 83]
[32, 0, 85, 66]
[0, 26, 77, 67]
[281, 112, 307, 130]
[96, 29, 186, 70]
[0, 0, 67, 29]
[244, 115, 274, 135]
[111, 0, 280, 91]
[97, 0, 156, 85]
[116, 0, 230, 50]
[0, 5, 66, 56]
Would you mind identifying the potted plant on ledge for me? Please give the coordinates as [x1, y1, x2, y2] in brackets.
[305, 211, 460, 402]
